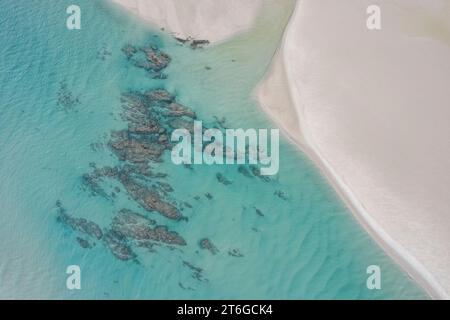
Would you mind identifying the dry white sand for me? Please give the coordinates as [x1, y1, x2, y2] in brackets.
[257, 0, 450, 299]
[109, 0, 265, 43]
[109, 0, 450, 299]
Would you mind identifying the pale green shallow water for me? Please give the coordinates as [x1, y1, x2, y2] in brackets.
[0, 0, 427, 299]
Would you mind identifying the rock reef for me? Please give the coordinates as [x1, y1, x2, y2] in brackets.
[122, 44, 171, 78]
[199, 238, 218, 255]
[118, 173, 183, 220]
[56, 201, 103, 240]
[57, 81, 80, 111]
[58, 38, 279, 286]
[112, 209, 186, 246]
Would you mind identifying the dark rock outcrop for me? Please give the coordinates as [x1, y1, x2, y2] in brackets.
[199, 238, 218, 255]
[112, 209, 186, 246]
[216, 173, 232, 185]
[118, 173, 183, 220]
[103, 229, 136, 261]
[56, 202, 103, 240]
[123, 44, 171, 78]
[228, 249, 244, 258]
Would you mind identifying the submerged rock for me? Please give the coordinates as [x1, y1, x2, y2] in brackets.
[97, 45, 112, 61]
[183, 202, 192, 209]
[103, 229, 136, 261]
[112, 209, 186, 246]
[183, 261, 206, 282]
[157, 181, 174, 193]
[249, 165, 271, 182]
[72, 40, 245, 271]
[254, 207, 265, 217]
[76, 237, 93, 249]
[169, 117, 195, 133]
[81, 166, 121, 199]
[199, 238, 218, 255]
[216, 173, 232, 185]
[274, 190, 289, 201]
[122, 44, 137, 59]
[145, 89, 173, 103]
[125, 44, 171, 78]
[165, 102, 196, 118]
[57, 81, 80, 111]
[238, 165, 252, 178]
[205, 193, 213, 200]
[228, 249, 244, 258]
[118, 173, 183, 220]
[141, 46, 171, 72]
[116, 208, 157, 226]
[213, 116, 227, 129]
[56, 202, 103, 240]
[110, 132, 166, 163]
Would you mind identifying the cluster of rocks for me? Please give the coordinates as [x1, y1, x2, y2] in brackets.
[72, 43, 196, 263]
[238, 165, 252, 178]
[274, 190, 289, 201]
[157, 181, 173, 193]
[103, 229, 136, 261]
[82, 165, 118, 198]
[122, 44, 137, 59]
[237, 164, 271, 183]
[205, 193, 213, 200]
[56, 201, 136, 261]
[110, 131, 166, 163]
[56, 201, 103, 240]
[60, 39, 280, 283]
[57, 81, 80, 111]
[183, 261, 206, 282]
[97, 44, 112, 61]
[199, 238, 218, 255]
[57, 202, 187, 261]
[216, 173, 232, 186]
[249, 165, 271, 183]
[122, 44, 171, 78]
[81, 83, 201, 221]
[174, 37, 210, 50]
[228, 249, 244, 258]
[118, 172, 183, 221]
[82, 163, 182, 221]
[112, 209, 186, 246]
[142, 46, 171, 71]
[111, 89, 197, 162]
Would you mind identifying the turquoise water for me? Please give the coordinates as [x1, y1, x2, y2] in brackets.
[0, 0, 427, 299]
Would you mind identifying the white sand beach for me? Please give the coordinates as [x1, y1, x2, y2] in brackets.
[258, 0, 450, 299]
[110, 0, 265, 43]
[109, 0, 450, 299]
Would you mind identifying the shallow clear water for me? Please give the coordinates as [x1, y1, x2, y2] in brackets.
[0, 0, 427, 299]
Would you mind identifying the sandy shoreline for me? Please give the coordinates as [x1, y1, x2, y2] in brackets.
[257, 58, 449, 300]
[109, 0, 450, 299]
[257, 0, 450, 299]
[109, 0, 264, 44]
